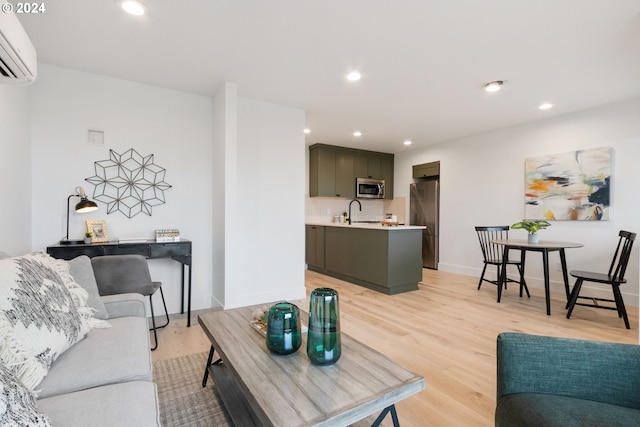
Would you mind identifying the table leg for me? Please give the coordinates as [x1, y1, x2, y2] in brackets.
[180, 263, 185, 315]
[519, 249, 529, 298]
[542, 249, 551, 315]
[498, 246, 509, 303]
[202, 345, 222, 388]
[559, 249, 571, 301]
[371, 404, 400, 427]
[187, 263, 192, 327]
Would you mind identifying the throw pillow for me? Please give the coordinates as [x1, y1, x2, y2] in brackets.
[0, 360, 51, 427]
[0, 252, 94, 391]
[67, 256, 109, 320]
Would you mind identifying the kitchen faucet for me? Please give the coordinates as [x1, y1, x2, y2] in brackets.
[348, 199, 362, 225]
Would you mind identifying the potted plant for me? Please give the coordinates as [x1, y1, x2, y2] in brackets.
[511, 219, 551, 244]
[84, 231, 92, 244]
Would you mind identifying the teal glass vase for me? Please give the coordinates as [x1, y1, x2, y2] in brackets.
[307, 288, 341, 365]
[266, 302, 301, 355]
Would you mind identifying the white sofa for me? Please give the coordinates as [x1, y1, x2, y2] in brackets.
[0, 253, 160, 427]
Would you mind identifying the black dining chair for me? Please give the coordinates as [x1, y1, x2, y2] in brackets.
[566, 230, 636, 329]
[475, 226, 529, 301]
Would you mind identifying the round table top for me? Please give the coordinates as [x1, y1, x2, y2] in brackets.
[490, 238, 584, 249]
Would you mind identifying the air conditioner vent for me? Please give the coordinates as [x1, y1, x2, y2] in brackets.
[0, 13, 37, 85]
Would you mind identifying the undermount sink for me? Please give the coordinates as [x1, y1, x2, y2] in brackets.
[351, 220, 381, 224]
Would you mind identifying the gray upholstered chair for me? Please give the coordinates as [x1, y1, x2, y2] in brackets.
[496, 332, 640, 425]
[91, 254, 169, 351]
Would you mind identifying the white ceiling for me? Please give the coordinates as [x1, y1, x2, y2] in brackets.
[18, 0, 640, 154]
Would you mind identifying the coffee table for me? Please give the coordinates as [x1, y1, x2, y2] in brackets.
[198, 304, 424, 427]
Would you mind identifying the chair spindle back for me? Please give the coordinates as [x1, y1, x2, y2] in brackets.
[476, 226, 510, 262]
[608, 230, 636, 282]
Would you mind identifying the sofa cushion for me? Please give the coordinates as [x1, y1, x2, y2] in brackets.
[36, 316, 152, 398]
[0, 360, 52, 426]
[68, 255, 109, 320]
[0, 252, 97, 391]
[496, 393, 640, 427]
[38, 381, 160, 427]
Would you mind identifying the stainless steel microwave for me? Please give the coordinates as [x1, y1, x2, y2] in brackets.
[356, 177, 385, 199]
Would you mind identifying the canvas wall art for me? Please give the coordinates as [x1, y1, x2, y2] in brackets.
[524, 147, 611, 221]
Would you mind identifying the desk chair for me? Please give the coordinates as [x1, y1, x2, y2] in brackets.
[91, 254, 169, 350]
[566, 230, 636, 329]
[475, 226, 529, 301]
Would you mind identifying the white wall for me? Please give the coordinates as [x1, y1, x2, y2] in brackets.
[211, 83, 234, 307]
[0, 84, 31, 256]
[221, 96, 306, 308]
[395, 98, 640, 305]
[29, 64, 215, 314]
[16, 64, 305, 314]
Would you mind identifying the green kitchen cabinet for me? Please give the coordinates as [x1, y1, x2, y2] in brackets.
[380, 155, 394, 199]
[354, 154, 381, 179]
[308, 225, 422, 295]
[309, 146, 354, 198]
[310, 143, 394, 199]
[305, 225, 325, 269]
[413, 161, 440, 179]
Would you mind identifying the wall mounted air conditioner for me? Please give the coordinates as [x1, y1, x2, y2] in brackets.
[0, 12, 37, 85]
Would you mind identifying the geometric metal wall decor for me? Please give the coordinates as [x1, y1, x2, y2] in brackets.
[85, 148, 172, 218]
[524, 146, 611, 221]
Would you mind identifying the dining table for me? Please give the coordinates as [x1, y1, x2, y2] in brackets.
[491, 238, 584, 315]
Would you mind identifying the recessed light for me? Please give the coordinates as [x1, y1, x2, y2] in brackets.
[304, 128, 311, 134]
[121, 0, 146, 16]
[353, 131, 362, 137]
[484, 80, 504, 92]
[403, 140, 412, 146]
[346, 72, 361, 81]
[539, 103, 553, 110]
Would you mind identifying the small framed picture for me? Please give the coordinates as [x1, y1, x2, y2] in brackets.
[86, 220, 109, 243]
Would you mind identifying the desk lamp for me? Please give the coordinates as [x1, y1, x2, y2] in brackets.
[60, 186, 98, 245]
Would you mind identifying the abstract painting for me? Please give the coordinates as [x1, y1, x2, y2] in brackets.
[524, 147, 611, 221]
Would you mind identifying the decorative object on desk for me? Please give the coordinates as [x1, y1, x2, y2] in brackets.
[307, 288, 341, 365]
[84, 231, 92, 244]
[524, 147, 611, 221]
[382, 213, 398, 226]
[266, 302, 302, 355]
[156, 229, 180, 242]
[86, 219, 109, 243]
[85, 148, 172, 218]
[511, 219, 551, 244]
[59, 186, 99, 245]
[250, 306, 270, 336]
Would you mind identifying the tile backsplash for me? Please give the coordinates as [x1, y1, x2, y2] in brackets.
[305, 196, 406, 224]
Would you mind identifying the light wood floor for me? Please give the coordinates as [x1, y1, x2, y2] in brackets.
[152, 269, 638, 427]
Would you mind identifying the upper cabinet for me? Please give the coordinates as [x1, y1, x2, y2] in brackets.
[412, 161, 440, 179]
[309, 144, 394, 199]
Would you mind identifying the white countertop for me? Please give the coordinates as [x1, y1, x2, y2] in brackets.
[306, 222, 426, 231]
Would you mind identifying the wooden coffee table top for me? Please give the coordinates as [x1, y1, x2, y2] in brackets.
[198, 303, 425, 427]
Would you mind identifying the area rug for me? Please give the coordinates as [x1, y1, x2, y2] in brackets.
[154, 351, 392, 427]
[153, 352, 233, 427]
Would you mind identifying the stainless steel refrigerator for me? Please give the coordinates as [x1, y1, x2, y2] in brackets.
[410, 179, 439, 269]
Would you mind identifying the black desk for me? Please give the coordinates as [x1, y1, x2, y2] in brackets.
[46, 239, 193, 326]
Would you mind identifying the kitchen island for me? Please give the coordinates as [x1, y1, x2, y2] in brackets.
[305, 222, 425, 295]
